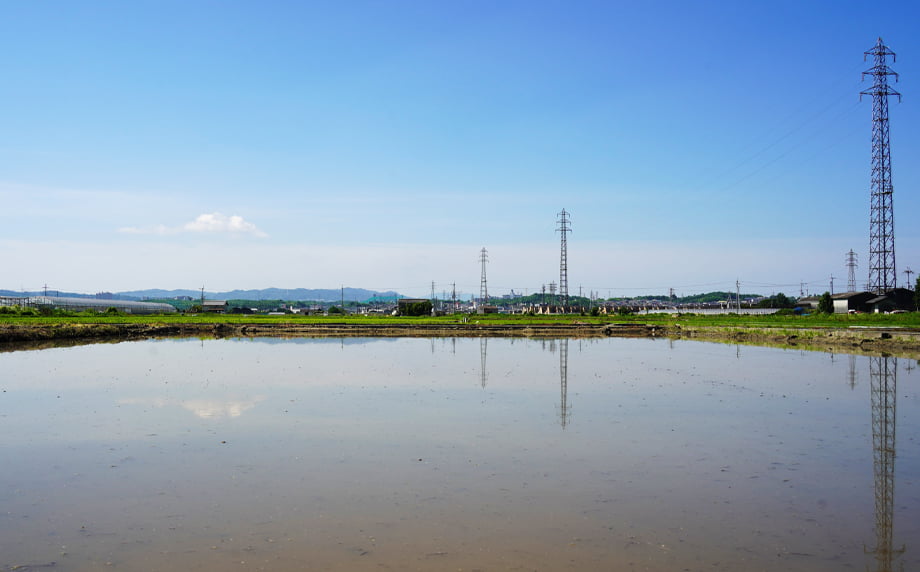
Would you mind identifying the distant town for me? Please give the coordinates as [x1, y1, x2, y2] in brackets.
[3, 285, 915, 317]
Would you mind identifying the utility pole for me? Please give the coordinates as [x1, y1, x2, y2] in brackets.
[904, 267, 914, 289]
[549, 281, 557, 307]
[846, 249, 859, 292]
[451, 282, 457, 311]
[735, 280, 741, 313]
[200, 286, 205, 305]
[479, 248, 489, 304]
[830, 275, 836, 296]
[556, 209, 571, 309]
[861, 38, 901, 294]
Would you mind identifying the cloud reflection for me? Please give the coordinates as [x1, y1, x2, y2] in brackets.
[118, 396, 265, 420]
[180, 398, 264, 419]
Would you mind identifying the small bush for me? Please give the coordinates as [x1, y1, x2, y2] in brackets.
[400, 301, 433, 317]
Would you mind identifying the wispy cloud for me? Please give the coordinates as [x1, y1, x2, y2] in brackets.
[119, 212, 268, 238]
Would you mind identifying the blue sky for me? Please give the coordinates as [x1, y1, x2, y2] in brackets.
[1, 0, 918, 298]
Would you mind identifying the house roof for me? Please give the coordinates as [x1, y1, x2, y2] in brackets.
[831, 291, 872, 300]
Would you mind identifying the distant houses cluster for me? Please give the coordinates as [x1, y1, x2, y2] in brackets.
[797, 289, 914, 314]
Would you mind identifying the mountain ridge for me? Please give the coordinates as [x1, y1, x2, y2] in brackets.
[1, 287, 403, 303]
[116, 287, 402, 302]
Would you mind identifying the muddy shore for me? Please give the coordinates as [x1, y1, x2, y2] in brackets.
[2, 321, 920, 358]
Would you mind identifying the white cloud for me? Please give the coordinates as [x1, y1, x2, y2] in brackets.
[119, 212, 268, 238]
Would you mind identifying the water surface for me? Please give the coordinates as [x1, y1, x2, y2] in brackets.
[1, 337, 917, 571]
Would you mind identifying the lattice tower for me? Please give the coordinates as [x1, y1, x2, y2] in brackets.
[479, 338, 488, 389]
[866, 356, 905, 570]
[558, 339, 571, 428]
[846, 249, 859, 293]
[479, 247, 489, 304]
[556, 209, 572, 307]
[861, 38, 901, 294]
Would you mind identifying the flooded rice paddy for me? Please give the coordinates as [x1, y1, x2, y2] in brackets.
[1, 336, 918, 571]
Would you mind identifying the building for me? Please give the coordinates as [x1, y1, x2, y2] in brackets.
[21, 296, 177, 315]
[865, 288, 914, 313]
[832, 292, 876, 314]
[830, 289, 913, 314]
[202, 300, 229, 313]
[796, 296, 820, 310]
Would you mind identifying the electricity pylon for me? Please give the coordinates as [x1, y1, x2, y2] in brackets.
[861, 38, 901, 294]
[865, 356, 906, 571]
[846, 249, 859, 293]
[558, 338, 571, 428]
[479, 247, 489, 304]
[556, 209, 571, 309]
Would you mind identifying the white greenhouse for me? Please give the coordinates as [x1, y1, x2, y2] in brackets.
[23, 296, 178, 315]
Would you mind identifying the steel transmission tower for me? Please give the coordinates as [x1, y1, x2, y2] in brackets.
[556, 209, 572, 308]
[479, 247, 489, 304]
[558, 338, 571, 428]
[861, 38, 901, 294]
[866, 356, 906, 571]
[846, 249, 859, 293]
[479, 338, 488, 389]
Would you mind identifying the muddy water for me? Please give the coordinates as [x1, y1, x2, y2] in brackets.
[1, 337, 917, 571]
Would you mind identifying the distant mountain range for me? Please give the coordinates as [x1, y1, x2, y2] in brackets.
[1, 287, 403, 303]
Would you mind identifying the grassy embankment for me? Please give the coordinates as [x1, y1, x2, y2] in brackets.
[2, 311, 919, 357]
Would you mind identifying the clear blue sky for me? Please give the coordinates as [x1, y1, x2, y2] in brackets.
[1, 0, 918, 298]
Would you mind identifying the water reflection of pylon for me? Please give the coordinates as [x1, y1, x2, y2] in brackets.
[479, 337, 488, 389]
[558, 339, 571, 428]
[849, 354, 858, 390]
[866, 356, 905, 571]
